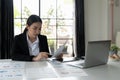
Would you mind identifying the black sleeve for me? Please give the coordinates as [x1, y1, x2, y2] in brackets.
[11, 35, 34, 61]
[48, 54, 52, 58]
[39, 35, 52, 58]
[39, 35, 49, 53]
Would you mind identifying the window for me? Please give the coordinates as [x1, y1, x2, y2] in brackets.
[13, 0, 74, 57]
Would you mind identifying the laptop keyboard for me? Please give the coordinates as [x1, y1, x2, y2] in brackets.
[65, 60, 84, 65]
[64, 60, 85, 68]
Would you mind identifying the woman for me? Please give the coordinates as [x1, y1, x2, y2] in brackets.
[11, 15, 62, 61]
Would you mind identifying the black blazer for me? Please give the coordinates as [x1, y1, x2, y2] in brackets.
[11, 33, 51, 61]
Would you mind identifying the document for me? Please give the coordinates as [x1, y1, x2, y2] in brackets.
[26, 67, 57, 78]
[52, 40, 67, 58]
[0, 62, 25, 79]
[50, 61, 88, 77]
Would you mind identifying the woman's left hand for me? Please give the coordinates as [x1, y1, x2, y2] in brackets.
[55, 53, 63, 62]
[56, 53, 63, 59]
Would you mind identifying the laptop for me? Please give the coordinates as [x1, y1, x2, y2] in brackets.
[66, 40, 111, 68]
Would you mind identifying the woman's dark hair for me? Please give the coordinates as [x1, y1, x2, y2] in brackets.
[23, 15, 42, 33]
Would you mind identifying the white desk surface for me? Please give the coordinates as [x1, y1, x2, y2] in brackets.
[0, 59, 120, 80]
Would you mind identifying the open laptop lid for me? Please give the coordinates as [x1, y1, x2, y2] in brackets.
[84, 40, 111, 68]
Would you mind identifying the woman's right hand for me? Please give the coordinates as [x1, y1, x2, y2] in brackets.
[32, 52, 49, 61]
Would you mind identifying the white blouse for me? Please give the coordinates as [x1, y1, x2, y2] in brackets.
[27, 33, 40, 56]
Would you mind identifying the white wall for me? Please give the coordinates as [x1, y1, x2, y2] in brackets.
[114, 0, 120, 38]
[114, 0, 120, 44]
[84, 0, 120, 54]
[114, 0, 120, 52]
[84, 0, 111, 44]
[84, 0, 120, 42]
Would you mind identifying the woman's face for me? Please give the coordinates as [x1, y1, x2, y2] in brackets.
[27, 22, 42, 39]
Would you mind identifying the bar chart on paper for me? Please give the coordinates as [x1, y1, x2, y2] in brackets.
[0, 61, 25, 80]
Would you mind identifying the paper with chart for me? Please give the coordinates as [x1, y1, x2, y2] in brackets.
[26, 61, 58, 78]
[49, 61, 88, 77]
[52, 40, 68, 58]
[26, 67, 58, 78]
[0, 62, 25, 79]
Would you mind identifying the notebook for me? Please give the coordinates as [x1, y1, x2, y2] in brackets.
[66, 40, 111, 68]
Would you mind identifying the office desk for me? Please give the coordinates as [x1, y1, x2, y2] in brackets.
[0, 59, 120, 80]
